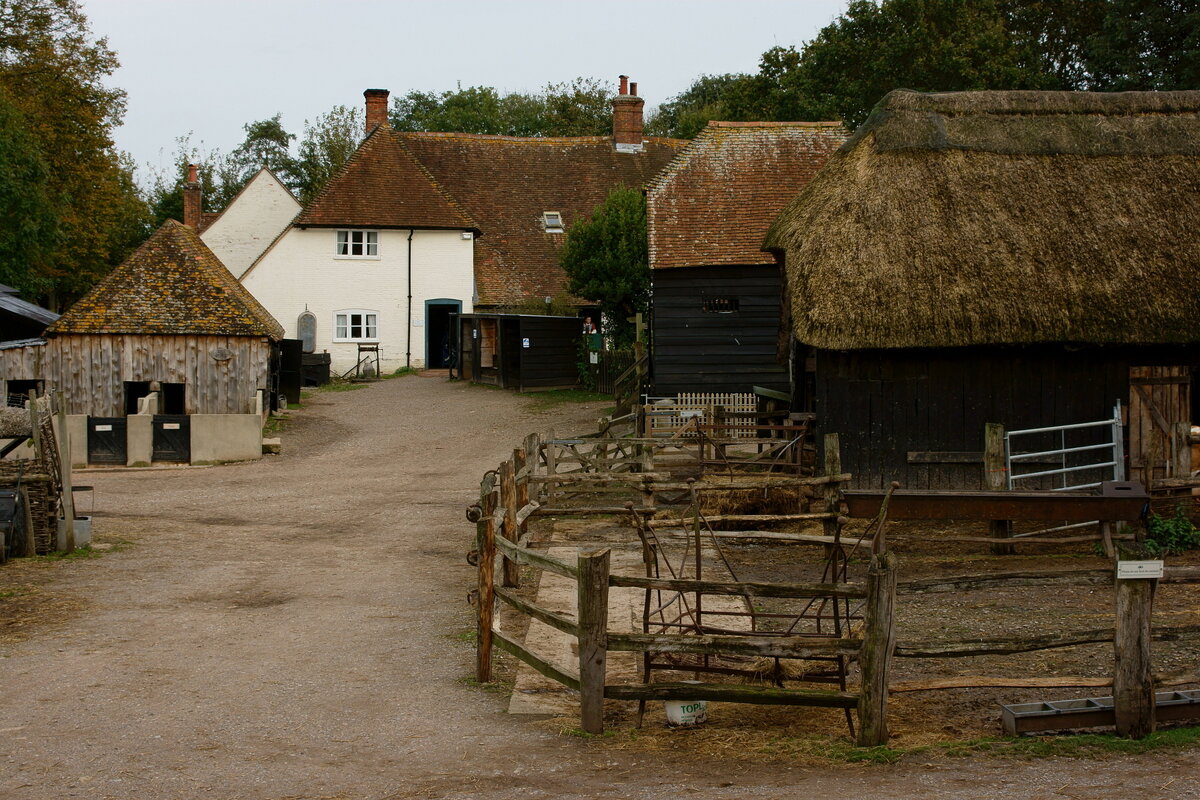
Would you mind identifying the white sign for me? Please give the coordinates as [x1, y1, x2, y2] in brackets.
[522, 338, 530, 348]
[413, 318, 424, 327]
[94, 424, 112, 432]
[589, 352, 599, 364]
[163, 423, 181, 430]
[1117, 560, 1164, 580]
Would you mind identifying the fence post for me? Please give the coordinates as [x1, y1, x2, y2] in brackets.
[577, 547, 611, 735]
[476, 475, 498, 683]
[984, 422, 1014, 555]
[822, 433, 842, 539]
[1114, 557, 1156, 738]
[543, 429, 557, 500]
[1171, 421, 1191, 479]
[56, 390, 75, 554]
[514, 446, 530, 541]
[500, 459, 520, 588]
[857, 550, 897, 747]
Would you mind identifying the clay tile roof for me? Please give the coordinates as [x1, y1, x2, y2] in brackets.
[47, 220, 285, 339]
[399, 133, 686, 306]
[295, 127, 477, 231]
[647, 121, 847, 270]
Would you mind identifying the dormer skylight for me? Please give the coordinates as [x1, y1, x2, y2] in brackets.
[543, 211, 564, 233]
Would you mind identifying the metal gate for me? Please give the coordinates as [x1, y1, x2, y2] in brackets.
[1006, 402, 1125, 491]
[87, 417, 127, 465]
[152, 415, 190, 462]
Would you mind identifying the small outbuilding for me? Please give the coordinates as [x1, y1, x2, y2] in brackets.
[647, 122, 846, 396]
[764, 89, 1200, 490]
[0, 220, 284, 466]
[457, 313, 581, 392]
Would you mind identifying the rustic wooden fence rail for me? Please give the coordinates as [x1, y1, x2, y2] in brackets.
[469, 430, 1200, 743]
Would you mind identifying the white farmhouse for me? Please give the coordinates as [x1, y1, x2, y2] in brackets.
[199, 168, 302, 277]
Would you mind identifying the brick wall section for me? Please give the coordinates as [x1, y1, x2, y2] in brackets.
[364, 89, 390, 134]
[183, 164, 202, 231]
[612, 95, 644, 148]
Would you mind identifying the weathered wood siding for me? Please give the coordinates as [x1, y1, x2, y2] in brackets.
[517, 316, 581, 391]
[815, 345, 1198, 490]
[651, 265, 787, 396]
[0, 334, 271, 415]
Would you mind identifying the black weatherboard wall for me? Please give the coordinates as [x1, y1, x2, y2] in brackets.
[458, 313, 581, 392]
[651, 265, 787, 396]
[815, 344, 1195, 490]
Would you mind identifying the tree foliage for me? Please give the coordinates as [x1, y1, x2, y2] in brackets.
[559, 187, 647, 348]
[0, 88, 58, 295]
[391, 78, 614, 136]
[0, 0, 150, 306]
[294, 104, 362, 203]
[650, 0, 1200, 136]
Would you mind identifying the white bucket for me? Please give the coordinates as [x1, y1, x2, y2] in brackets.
[665, 698, 708, 726]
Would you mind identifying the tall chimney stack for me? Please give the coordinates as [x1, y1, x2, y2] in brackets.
[364, 88, 390, 135]
[612, 75, 644, 153]
[183, 163, 202, 231]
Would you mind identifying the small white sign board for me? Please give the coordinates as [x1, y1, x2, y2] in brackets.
[163, 423, 181, 430]
[679, 409, 704, 419]
[94, 424, 112, 432]
[1117, 560, 1164, 580]
[522, 338, 530, 348]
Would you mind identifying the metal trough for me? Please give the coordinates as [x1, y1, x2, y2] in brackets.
[1002, 690, 1200, 735]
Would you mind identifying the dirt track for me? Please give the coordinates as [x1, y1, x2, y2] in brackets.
[1, 376, 1198, 800]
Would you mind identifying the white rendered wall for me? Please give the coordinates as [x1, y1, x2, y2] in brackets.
[241, 227, 474, 372]
[202, 170, 301, 276]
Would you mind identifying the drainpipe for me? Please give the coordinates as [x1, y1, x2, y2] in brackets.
[407, 229, 414, 368]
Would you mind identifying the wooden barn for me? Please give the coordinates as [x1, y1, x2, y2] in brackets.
[0, 220, 284, 465]
[763, 89, 1200, 490]
[646, 121, 846, 396]
[457, 313, 581, 392]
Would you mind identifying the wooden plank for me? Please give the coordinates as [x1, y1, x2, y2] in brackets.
[577, 548, 610, 735]
[892, 676, 1113, 693]
[493, 630, 580, 691]
[843, 489, 1148, 522]
[857, 551, 897, 747]
[900, 569, 1112, 594]
[608, 574, 867, 600]
[604, 682, 858, 708]
[495, 587, 577, 636]
[606, 632, 860, 659]
[476, 480, 497, 683]
[908, 451, 984, 464]
[1114, 575, 1155, 738]
[493, 534, 578, 579]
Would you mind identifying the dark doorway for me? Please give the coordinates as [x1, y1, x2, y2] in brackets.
[425, 299, 461, 368]
[152, 415, 190, 462]
[161, 383, 186, 415]
[124, 381, 151, 415]
[6, 379, 43, 405]
[87, 417, 127, 465]
[279, 339, 303, 405]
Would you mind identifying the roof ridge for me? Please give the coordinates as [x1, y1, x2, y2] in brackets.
[707, 120, 844, 128]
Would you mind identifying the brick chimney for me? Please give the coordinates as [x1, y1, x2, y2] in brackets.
[364, 88, 390, 135]
[183, 163, 202, 231]
[612, 75, 644, 153]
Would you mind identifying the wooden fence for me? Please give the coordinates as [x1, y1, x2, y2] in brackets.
[469, 430, 1200, 742]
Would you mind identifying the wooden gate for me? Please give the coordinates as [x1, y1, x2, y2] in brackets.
[152, 415, 190, 462]
[1128, 366, 1192, 488]
[87, 417, 127, 465]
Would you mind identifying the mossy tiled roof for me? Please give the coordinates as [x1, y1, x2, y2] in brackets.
[47, 220, 285, 339]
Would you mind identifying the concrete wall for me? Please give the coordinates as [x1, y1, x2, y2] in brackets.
[241, 227, 474, 373]
[189, 414, 263, 464]
[201, 169, 301, 276]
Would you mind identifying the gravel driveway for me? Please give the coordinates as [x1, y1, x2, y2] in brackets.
[1, 376, 1196, 799]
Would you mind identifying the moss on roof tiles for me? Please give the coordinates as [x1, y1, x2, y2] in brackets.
[47, 220, 285, 339]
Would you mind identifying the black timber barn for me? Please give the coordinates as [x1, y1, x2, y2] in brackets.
[763, 89, 1200, 491]
[646, 121, 846, 396]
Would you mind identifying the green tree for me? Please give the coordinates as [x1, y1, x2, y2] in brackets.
[294, 104, 362, 203]
[0, 0, 150, 306]
[0, 88, 58, 295]
[144, 135, 234, 226]
[228, 114, 297, 188]
[1085, 0, 1200, 90]
[646, 73, 754, 138]
[391, 79, 616, 137]
[559, 187, 647, 348]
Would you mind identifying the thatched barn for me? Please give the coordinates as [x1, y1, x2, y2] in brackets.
[763, 89, 1200, 490]
[0, 220, 284, 465]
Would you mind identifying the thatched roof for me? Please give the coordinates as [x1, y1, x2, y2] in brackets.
[763, 89, 1200, 350]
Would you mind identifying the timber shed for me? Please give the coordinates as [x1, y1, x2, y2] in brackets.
[763, 89, 1200, 491]
[457, 313, 581, 392]
[0, 220, 284, 466]
[647, 121, 846, 396]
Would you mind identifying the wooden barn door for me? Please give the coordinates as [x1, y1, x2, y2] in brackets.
[1128, 366, 1192, 488]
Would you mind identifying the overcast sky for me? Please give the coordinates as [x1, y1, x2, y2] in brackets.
[82, 0, 848, 183]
